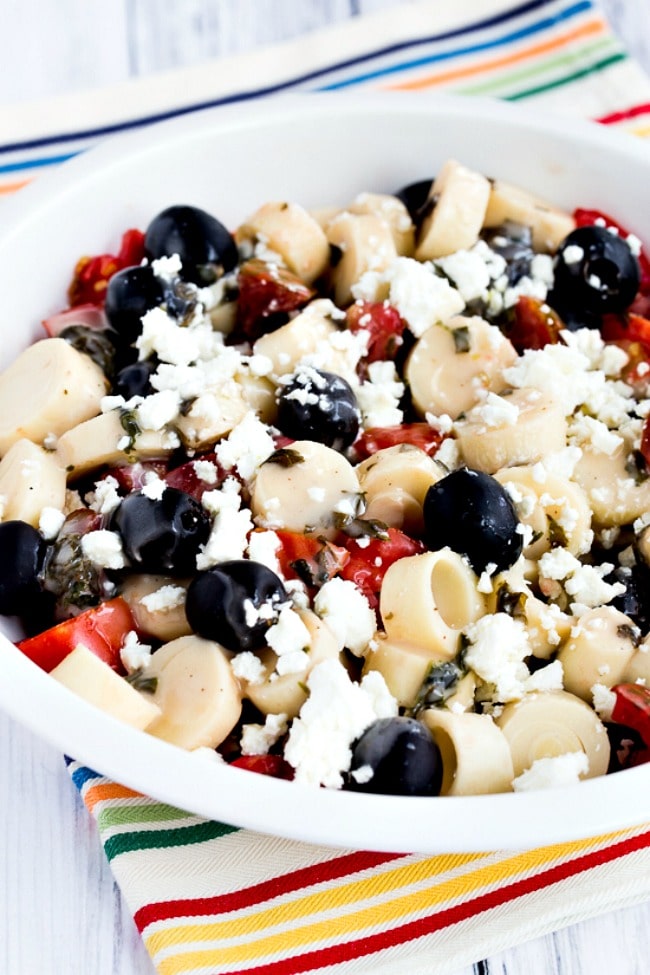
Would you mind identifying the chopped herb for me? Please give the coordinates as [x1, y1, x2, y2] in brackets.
[119, 408, 141, 451]
[547, 515, 568, 549]
[452, 325, 471, 353]
[262, 447, 305, 468]
[495, 584, 526, 619]
[125, 669, 158, 694]
[617, 623, 642, 647]
[337, 516, 390, 541]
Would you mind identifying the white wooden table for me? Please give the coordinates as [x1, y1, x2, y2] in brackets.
[1, 2, 650, 973]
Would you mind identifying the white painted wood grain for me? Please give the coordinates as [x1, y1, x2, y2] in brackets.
[1, 2, 650, 974]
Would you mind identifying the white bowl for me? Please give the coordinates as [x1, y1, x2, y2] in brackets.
[0, 92, 649, 853]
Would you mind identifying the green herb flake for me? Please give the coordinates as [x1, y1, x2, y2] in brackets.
[452, 326, 471, 353]
[262, 447, 305, 468]
[547, 515, 568, 550]
[125, 669, 158, 694]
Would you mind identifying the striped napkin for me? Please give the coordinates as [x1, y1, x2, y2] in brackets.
[3, 1, 650, 972]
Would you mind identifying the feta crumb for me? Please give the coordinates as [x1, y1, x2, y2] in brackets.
[313, 578, 376, 656]
[139, 585, 186, 613]
[119, 630, 152, 673]
[38, 506, 66, 541]
[80, 530, 126, 570]
[240, 713, 288, 756]
[214, 411, 275, 480]
[592, 682, 617, 721]
[89, 475, 122, 516]
[512, 752, 589, 792]
[284, 659, 397, 788]
[231, 651, 266, 685]
[463, 613, 531, 701]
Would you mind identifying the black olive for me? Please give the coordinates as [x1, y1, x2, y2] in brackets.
[58, 325, 118, 378]
[347, 716, 442, 796]
[423, 467, 523, 574]
[104, 265, 166, 343]
[144, 204, 239, 286]
[109, 488, 211, 575]
[0, 521, 48, 616]
[610, 562, 650, 633]
[482, 221, 535, 284]
[394, 179, 434, 226]
[550, 225, 640, 317]
[113, 359, 157, 399]
[185, 560, 288, 653]
[276, 367, 360, 451]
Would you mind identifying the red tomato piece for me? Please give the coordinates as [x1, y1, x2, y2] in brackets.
[17, 597, 136, 674]
[230, 754, 295, 779]
[273, 530, 350, 587]
[68, 228, 146, 308]
[236, 259, 314, 340]
[42, 302, 110, 338]
[339, 527, 425, 609]
[611, 683, 650, 749]
[346, 300, 406, 367]
[509, 295, 563, 353]
[354, 423, 443, 460]
[164, 453, 227, 501]
[602, 312, 650, 356]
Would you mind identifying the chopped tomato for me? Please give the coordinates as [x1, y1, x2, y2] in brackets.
[103, 460, 169, 494]
[574, 207, 650, 295]
[17, 597, 136, 674]
[68, 228, 146, 307]
[236, 259, 314, 340]
[339, 527, 425, 609]
[42, 302, 109, 338]
[602, 312, 650, 355]
[346, 300, 406, 368]
[164, 453, 226, 501]
[611, 683, 650, 750]
[230, 754, 295, 779]
[354, 423, 443, 460]
[273, 530, 350, 587]
[509, 295, 563, 353]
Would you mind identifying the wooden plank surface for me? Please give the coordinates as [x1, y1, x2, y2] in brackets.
[1, 2, 649, 974]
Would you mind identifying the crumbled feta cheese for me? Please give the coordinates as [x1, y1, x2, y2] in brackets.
[38, 506, 66, 541]
[231, 651, 266, 685]
[214, 411, 275, 480]
[151, 253, 182, 280]
[313, 578, 376, 656]
[89, 475, 122, 516]
[523, 659, 564, 693]
[463, 613, 531, 702]
[246, 530, 282, 576]
[80, 530, 126, 570]
[266, 606, 311, 660]
[284, 659, 397, 788]
[240, 713, 288, 756]
[141, 472, 167, 500]
[470, 391, 520, 427]
[591, 683, 618, 721]
[357, 360, 404, 428]
[139, 585, 186, 613]
[512, 752, 589, 792]
[119, 630, 153, 673]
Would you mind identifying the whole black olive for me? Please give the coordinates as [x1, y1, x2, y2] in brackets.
[423, 467, 523, 574]
[109, 488, 211, 575]
[104, 265, 165, 343]
[482, 221, 535, 284]
[185, 559, 288, 653]
[58, 325, 117, 378]
[550, 224, 640, 317]
[276, 367, 360, 451]
[144, 204, 239, 285]
[394, 179, 434, 225]
[347, 716, 443, 796]
[0, 521, 48, 616]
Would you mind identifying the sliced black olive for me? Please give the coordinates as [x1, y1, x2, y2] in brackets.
[481, 221, 535, 284]
[113, 359, 157, 399]
[0, 521, 48, 616]
[276, 367, 360, 451]
[185, 560, 288, 653]
[550, 224, 640, 317]
[104, 265, 165, 343]
[347, 716, 442, 796]
[109, 488, 211, 575]
[423, 467, 523, 574]
[144, 204, 238, 285]
[610, 562, 650, 633]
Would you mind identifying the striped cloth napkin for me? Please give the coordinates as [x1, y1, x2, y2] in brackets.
[3, 1, 650, 972]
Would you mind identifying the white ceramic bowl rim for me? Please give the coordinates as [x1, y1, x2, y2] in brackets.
[0, 91, 649, 853]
